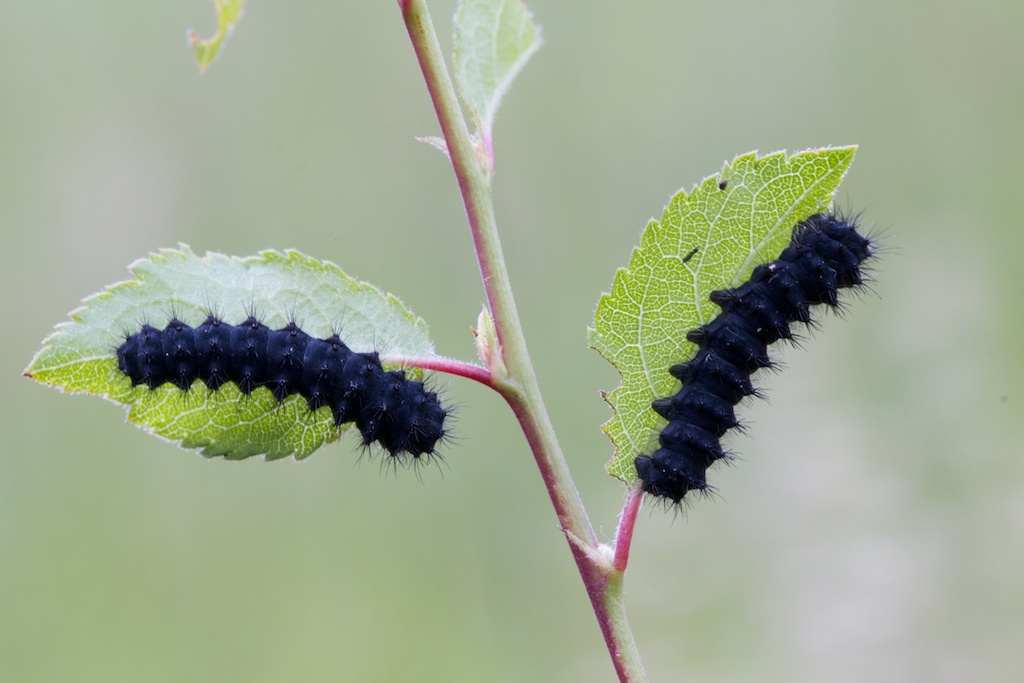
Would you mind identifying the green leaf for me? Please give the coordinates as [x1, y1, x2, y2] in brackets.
[453, 0, 541, 145]
[589, 147, 857, 483]
[24, 247, 436, 461]
[187, 0, 244, 74]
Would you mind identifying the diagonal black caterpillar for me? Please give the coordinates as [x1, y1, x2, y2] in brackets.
[116, 315, 449, 459]
[635, 212, 876, 504]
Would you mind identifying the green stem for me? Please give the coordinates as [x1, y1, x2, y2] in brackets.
[401, 0, 591, 545]
[400, 2, 646, 681]
[603, 570, 647, 680]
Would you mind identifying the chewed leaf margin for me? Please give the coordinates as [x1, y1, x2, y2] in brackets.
[24, 246, 437, 461]
[588, 147, 857, 483]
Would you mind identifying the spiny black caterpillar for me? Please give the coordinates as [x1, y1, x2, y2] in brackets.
[116, 315, 449, 459]
[635, 212, 875, 504]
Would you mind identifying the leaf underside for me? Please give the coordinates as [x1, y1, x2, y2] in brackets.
[24, 247, 436, 461]
[589, 147, 857, 483]
[453, 0, 541, 143]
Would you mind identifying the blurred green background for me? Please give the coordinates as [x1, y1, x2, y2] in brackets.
[3, 2, 1023, 681]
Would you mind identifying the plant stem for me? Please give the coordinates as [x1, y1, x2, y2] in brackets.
[393, 355, 495, 388]
[401, 0, 591, 544]
[400, 2, 646, 681]
[614, 487, 644, 572]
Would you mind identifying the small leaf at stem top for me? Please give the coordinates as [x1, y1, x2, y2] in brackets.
[188, 0, 244, 74]
[453, 0, 541, 155]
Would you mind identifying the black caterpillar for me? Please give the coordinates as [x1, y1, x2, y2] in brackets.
[116, 316, 448, 458]
[635, 212, 875, 504]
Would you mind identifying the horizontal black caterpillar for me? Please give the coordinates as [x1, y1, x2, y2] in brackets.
[635, 212, 875, 504]
[116, 316, 449, 458]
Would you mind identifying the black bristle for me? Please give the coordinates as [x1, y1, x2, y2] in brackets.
[116, 318, 448, 460]
[636, 212, 875, 505]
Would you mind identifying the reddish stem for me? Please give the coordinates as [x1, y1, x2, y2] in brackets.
[400, 2, 646, 680]
[613, 487, 644, 572]
[391, 355, 493, 388]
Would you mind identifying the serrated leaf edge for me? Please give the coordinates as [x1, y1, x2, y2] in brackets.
[589, 146, 857, 483]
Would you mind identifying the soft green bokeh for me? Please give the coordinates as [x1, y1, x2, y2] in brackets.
[592, 147, 854, 480]
[4, 2, 1023, 682]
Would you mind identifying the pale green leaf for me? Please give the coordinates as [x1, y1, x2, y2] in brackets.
[453, 0, 541, 143]
[188, 0, 244, 74]
[24, 247, 436, 461]
[589, 147, 857, 482]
